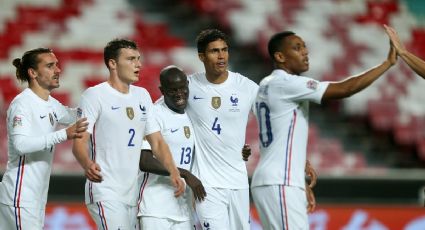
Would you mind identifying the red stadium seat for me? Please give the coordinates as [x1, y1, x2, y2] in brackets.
[134, 65, 162, 101]
[83, 78, 104, 89]
[50, 92, 70, 105]
[367, 99, 398, 132]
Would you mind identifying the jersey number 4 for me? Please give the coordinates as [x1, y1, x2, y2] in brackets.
[211, 117, 221, 134]
[256, 102, 273, 147]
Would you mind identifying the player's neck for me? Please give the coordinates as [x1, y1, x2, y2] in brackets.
[29, 84, 50, 101]
[205, 71, 228, 84]
[107, 78, 130, 94]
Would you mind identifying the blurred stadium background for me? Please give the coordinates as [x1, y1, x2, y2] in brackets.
[0, 0, 425, 229]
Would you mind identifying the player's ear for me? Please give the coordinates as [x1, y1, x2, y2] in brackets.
[28, 68, 37, 80]
[274, 51, 285, 63]
[198, 53, 205, 62]
[159, 86, 165, 94]
[108, 58, 117, 70]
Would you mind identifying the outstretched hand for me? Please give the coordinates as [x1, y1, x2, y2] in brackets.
[384, 24, 405, 54]
[66, 117, 88, 139]
[242, 144, 251, 161]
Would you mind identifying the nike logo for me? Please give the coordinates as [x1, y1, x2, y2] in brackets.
[193, 96, 204, 100]
[139, 105, 146, 111]
[111, 106, 120, 110]
[40, 115, 46, 119]
[171, 128, 179, 133]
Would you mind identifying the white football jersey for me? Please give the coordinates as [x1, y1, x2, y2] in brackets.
[137, 97, 194, 221]
[79, 82, 159, 206]
[186, 71, 259, 189]
[251, 69, 329, 189]
[0, 88, 75, 209]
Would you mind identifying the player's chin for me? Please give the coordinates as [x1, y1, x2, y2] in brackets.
[50, 84, 60, 90]
[174, 102, 187, 111]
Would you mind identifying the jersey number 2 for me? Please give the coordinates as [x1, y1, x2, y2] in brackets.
[128, 128, 135, 146]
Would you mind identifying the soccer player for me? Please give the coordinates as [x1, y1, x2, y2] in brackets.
[384, 24, 425, 79]
[72, 39, 184, 229]
[251, 31, 397, 229]
[0, 48, 88, 229]
[185, 29, 259, 230]
[137, 65, 206, 230]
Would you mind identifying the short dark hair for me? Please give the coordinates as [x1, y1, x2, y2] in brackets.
[196, 29, 229, 53]
[268, 31, 296, 61]
[12, 48, 53, 83]
[159, 65, 187, 87]
[104, 39, 138, 68]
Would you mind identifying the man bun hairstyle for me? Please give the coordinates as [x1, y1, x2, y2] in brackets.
[13, 48, 53, 83]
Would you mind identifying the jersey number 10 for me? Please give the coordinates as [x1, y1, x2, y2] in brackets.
[256, 102, 273, 147]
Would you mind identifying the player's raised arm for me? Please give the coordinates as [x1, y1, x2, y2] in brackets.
[145, 131, 185, 197]
[322, 42, 397, 101]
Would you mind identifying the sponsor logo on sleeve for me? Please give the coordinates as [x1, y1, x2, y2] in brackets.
[13, 116, 22, 127]
[306, 80, 318, 90]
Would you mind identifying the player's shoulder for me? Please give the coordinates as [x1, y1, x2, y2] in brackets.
[8, 88, 38, 109]
[48, 95, 65, 108]
[7, 89, 40, 116]
[82, 82, 106, 97]
[263, 70, 312, 85]
[187, 72, 205, 83]
[130, 84, 150, 98]
[9, 89, 28, 105]
[229, 71, 259, 90]
[153, 96, 165, 108]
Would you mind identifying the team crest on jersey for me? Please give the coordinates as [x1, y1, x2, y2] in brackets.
[184, 126, 191, 138]
[306, 80, 318, 90]
[230, 95, 238, 106]
[12, 116, 22, 127]
[49, 113, 54, 126]
[139, 104, 146, 115]
[126, 107, 134, 120]
[211, 97, 221, 109]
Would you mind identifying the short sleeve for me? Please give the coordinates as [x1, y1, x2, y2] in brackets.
[276, 76, 329, 104]
[141, 139, 152, 150]
[78, 91, 100, 134]
[142, 91, 160, 136]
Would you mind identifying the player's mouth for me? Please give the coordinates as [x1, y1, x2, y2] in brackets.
[174, 97, 187, 107]
[217, 61, 226, 68]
